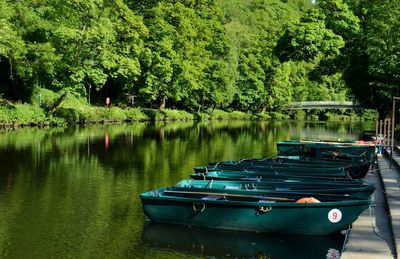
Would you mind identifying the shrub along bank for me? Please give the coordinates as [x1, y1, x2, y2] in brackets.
[0, 91, 378, 127]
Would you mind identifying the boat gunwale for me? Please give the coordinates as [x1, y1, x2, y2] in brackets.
[277, 140, 375, 147]
[176, 179, 371, 187]
[140, 189, 372, 208]
[190, 172, 352, 181]
[175, 180, 375, 193]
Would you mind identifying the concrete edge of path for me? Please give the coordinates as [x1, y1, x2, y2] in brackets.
[341, 154, 396, 259]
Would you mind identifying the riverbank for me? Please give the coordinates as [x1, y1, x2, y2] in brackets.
[0, 92, 378, 127]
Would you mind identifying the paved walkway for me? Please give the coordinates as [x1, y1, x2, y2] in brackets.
[342, 152, 400, 259]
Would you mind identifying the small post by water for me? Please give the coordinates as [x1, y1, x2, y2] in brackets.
[88, 83, 92, 105]
[383, 119, 386, 146]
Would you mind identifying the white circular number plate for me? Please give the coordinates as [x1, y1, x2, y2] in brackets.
[328, 209, 342, 223]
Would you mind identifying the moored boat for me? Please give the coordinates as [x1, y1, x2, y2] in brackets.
[194, 164, 346, 173]
[277, 140, 375, 163]
[205, 157, 371, 179]
[190, 169, 350, 181]
[140, 186, 371, 235]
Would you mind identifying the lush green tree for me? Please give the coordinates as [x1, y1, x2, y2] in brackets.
[6, 0, 389, 115]
[317, 0, 360, 41]
[0, 1, 58, 100]
[219, 0, 311, 111]
[139, 1, 235, 110]
[274, 0, 360, 110]
[0, 0, 147, 103]
[0, 0, 27, 99]
[275, 9, 345, 64]
[364, 0, 400, 114]
[49, 0, 147, 96]
[0, 1, 25, 67]
[341, 0, 400, 116]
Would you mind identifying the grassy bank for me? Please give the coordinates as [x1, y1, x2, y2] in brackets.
[0, 91, 378, 127]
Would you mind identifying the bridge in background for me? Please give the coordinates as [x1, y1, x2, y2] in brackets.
[283, 101, 360, 110]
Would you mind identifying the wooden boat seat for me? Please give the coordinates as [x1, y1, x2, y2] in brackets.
[284, 180, 301, 183]
[259, 200, 275, 203]
[275, 188, 290, 191]
[245, 177, 260, 181]
[224, 186, 240, 190]
[201, 195, 224, 200]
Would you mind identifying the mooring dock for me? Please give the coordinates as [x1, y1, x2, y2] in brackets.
[342, 150, 400, 259]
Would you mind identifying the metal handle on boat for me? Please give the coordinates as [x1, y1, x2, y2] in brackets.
[258, 206, 272, 213]
[192, 202, 206, 213]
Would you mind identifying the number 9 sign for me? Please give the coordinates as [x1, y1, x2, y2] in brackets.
[328, 209, 342, 223]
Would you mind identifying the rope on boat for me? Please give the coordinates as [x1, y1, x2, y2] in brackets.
[258, 206, 272, 213]
[340, 225, 351, 255]
[192, 202, 206, 213]
[368, 168, 381, 174]
[371, 182, 400, 203]
[212, 162, 220, 169]
[244, 183, 257, 190]
[370, 167, 400, 201]
[347, 172, 353, 180]
[368, 205, 389, 241]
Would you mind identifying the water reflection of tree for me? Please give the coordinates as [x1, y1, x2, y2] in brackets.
[0, 121, 374, 257]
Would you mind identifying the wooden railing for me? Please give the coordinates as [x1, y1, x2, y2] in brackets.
[284, 101, 359, 110]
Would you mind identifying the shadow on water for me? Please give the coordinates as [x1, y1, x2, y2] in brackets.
[142, 223, 344, 259]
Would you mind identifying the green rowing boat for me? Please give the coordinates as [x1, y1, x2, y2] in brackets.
[277, 140, 375, 163]
[205, 157, 371, 179]
[194, 165, 349, 177]
[140, 186, 371, 235]
[191, 169, 350, 181]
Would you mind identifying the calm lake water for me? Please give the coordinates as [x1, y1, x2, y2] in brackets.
[0, 120, 373, 258]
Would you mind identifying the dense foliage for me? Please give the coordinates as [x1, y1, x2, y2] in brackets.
[0, 0, 397, 116]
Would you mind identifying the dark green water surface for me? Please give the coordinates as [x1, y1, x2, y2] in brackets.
[0, 120, 373, 258]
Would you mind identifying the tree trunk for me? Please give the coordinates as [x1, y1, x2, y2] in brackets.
[49, 93, 67, 114]
[159, 97, 166, 110]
